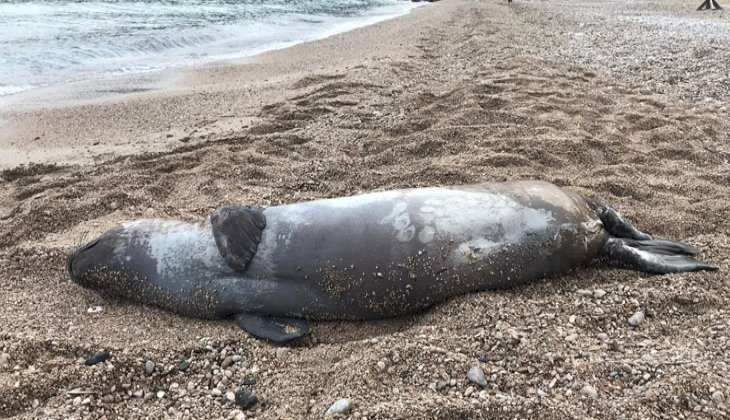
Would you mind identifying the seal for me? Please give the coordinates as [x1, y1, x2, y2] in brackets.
[67, 181, 717, 342]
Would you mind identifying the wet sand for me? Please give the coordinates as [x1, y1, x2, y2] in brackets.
[0, 1, 728, 419]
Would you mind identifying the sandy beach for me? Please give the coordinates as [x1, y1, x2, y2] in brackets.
[1, 0, 729, 418]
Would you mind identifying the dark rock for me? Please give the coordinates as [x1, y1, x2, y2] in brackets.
[85, 351, 110, 366]
[235, 390, 258, 410]
[178, 360, 190, 372]
[242, 378, 257, 386]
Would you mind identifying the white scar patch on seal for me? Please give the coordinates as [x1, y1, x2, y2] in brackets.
[381, 201, 416, 242]
[376, 190, 556, 248]
[123, 221, 224, 277]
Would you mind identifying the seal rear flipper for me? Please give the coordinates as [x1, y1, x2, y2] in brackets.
[234, 313, 310, 343]
[603, 238, 718, 274]
[618, 238, 699, 256]
[211, 206, 266, 271]
[587, 199, 652, 240]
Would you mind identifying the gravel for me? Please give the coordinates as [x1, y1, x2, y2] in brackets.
[84, 351, 110, 366]
[325, 399, 351, 416]
[580, 385, 599, 399]
[520, 0, 730, 105]
[275, 347, 291, 361]
[144, 360, 156, 375]
[628, 310, 646, 327]
[234, 390, 258, 410]
[466, 365, 488, 387]
[0, 352, 9, 370]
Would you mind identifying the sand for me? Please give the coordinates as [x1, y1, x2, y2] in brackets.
[0, 0, 728, 419]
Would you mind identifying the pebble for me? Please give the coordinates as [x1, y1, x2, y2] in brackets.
[597, 333, 609, 341]
[86, 306, 104, 315]
[144, 360, 156, 375]
[212, 388, 223, 397]
[628, 310, 645, 327]
[593, 289, 606, 299]
[325, 398, 351, 416]
[565, 334, 577, 342]
[221, 356, 233, 368]
[85, 351, 110, 366]
[157, 391, 165, 399]
[178, 360, 190, 372]
[466, 365, 487, 387]
[712, 391, 724, 403]
[234, 390, 258, 410]
[229, 409, 245, 420]
[435, 380, 449, 391]
[72, 396, 82, 406]
[0, 352, 10, 370]
[242, 378, 257, 386]
[580, 385, 598, 398]
[376, 360, 386, 371]
[226, 391, 236, 402]
[275, 347, 291, 361]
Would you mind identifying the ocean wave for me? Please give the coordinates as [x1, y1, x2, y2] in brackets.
[0, 0, 420, 96]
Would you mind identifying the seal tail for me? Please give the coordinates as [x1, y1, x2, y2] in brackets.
[587, 198, 718, 274]
[602, 237, 718, 274]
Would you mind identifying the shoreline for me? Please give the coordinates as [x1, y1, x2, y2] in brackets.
[2, 0, 727, 170]
[0, 0, 425, 105]
[0, 1, 429, 169]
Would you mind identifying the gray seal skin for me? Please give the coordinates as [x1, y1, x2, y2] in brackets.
[67, 181, 717, 342]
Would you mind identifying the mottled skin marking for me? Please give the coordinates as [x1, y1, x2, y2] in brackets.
[68, 181, 610, 322]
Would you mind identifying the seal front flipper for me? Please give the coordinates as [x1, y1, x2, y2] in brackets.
[234, 313, 310, 343]
[211, 206, 266, 271]
[602, 238, 718, 274]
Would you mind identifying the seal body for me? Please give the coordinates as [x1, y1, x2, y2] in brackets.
[239, 182, 604, 320]
[68, 181, 715, 341]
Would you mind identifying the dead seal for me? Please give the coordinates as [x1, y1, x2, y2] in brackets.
[67, 181, 717, 343]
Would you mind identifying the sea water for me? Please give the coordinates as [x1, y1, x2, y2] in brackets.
[0, 0, 421, 96]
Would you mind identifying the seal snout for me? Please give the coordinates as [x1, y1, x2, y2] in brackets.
[67, 238, 100, 283]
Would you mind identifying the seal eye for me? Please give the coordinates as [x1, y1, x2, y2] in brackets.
[78, 239, 100, 253]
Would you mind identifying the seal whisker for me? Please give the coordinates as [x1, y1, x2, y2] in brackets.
[67, 231, 95, 279]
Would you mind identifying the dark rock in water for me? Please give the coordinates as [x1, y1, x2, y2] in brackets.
[85, 351, 110, 366]
[235, 390, 258, 410]
[242, 378, 257, 386]
[178, 360, 190, 372]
